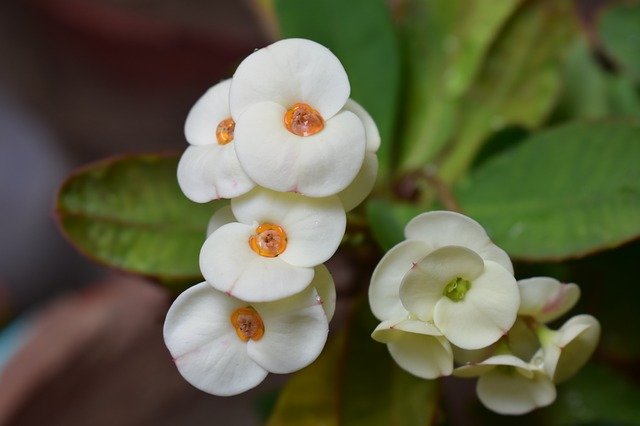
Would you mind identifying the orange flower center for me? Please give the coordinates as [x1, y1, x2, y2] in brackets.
[230, 307, 264, 342]
[249, 223, 287, 257]
[284, 103, 324, 136]
[216, 117, 235, 145]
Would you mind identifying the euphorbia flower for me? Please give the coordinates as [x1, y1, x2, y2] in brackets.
[230, 38, 366, 197]
[163, 271, 333, 396]
[177, 79, 255, 202]
[372, 318, 453, 379]
[400, 246, 519, 349]
[454, 354, 556, 415]
[200, 187, 345, 302]
[369, 211, 513, 322]
[517, 277, 580, 323]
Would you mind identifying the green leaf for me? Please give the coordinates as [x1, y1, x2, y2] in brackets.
[457, 121, 640, 260]
[56, 155, 217, 281]
[366, 198, 424, 250]
[599, 2, 640, 83]
[267, 299, 439, 425]
[438, 0, 577, 183]
[274, 0, 400, 177]
[398, 0, 522, 170]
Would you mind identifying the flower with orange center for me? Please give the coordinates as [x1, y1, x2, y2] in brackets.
[230, 38, 367, 197]
[200, 187, 345, 302]
[177, 79, 255, 202]
[163, 266, 336, 396]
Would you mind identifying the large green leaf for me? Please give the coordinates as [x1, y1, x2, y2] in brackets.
[366, 198, 424, 251]
[438, 0, 577, 183]
[267, 300, 439, 425]
[398, 0, 522, 170]
[599, 2, 640, 83]
[274, 0, 400, 177]
[456, 121, 640, 260]
[56, 155, 216, 281]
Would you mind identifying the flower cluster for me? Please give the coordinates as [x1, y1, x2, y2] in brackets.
[164, 38, 380, 396]
[368, 211, 600, 415]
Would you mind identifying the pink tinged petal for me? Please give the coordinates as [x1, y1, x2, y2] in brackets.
[404, 211, 513, 274]
[311, 264, 337, 322]
[518, 277, 581, 323]
[476, 367, 556, 415]
[368, 240, 430, 321]
[400, 246, 485, 321]
[177, 144, 255, 202]
[338, 152, 378, 212]
[231, 188, 346, 267]
[230, 38, 350, 120]
[163, 282, 268, 396]
[543, 314, 600, 384]
[342, 98, 381, 152]
[200, 223, 315, 302]
[184, 79, 232, 146]
[206, 205, 235, 237]
[434, 261, 519, 350]
[248, 285, 329, 374]
[234, 102, 366, 197]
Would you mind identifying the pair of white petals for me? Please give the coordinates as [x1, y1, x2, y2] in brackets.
[178, 38, 380, 210]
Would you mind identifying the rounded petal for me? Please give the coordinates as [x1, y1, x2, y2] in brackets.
[368, 240, 430, 321]
[386, 331, 453, 379]
[518, 277, 580, 323]
[543, 314, 600, 384]
[454, 354, 532, 378]
[163, 282, 268, 396]
[248, 285, 329, 374]
[342, 99, 380, 152]
[177, 144, 255, 202]
[372, 318, 443, 343]
[200, 222, 315, 302]
[400, 246, 484, 321]
[234, 102, 365, 197]
[451, 343, 497, 366]
[231, 188, 346, 267]
[184, 79, 232, 146]
[476, 367, 556, 415]
[206, 205, 235, 237]
[311, 264, 337, 322]
[338, 152, 378, 212]
[230, 38, 350, 120]
[404, 211, 513, 274]
[434, 261, 519, 350]
[507, 317, 540, 362]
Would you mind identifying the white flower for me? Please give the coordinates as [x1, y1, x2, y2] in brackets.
[369, 211, 513, 322]
[177, 79, 255, 202]
[372, 318, 453, 379]
[454, 354, 556, 415]
[399, 246, 519, 349]
[163, 276, 332, 396]
[200, 187, 345, 302]
[230, 38, 367, 197]
[517, 277, 580, 323]
[536, 314, 600, 384]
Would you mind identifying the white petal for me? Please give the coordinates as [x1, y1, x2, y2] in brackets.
[477, 367, 556, 415]
[234, 102, 365, 197]
[163, 282, 268, 396]
[387, 334, 452, 380]
[231, 187, 346, 267]
[248, 286, 328, 374]
[400, 246, 484, 321]
[342, 99, 380, 152]
[184, 79, 232, 146]
[206, 205, 235, 237]
[507, 317, 541, 362]
[230, 38, 350, 120]
[518, 277, 580, 323]
[177, 144, 255, 202]
[368, 240, 430, 321]
[434, 261, 519, 350]
[404, 211, 513, 274]
[372, 318, 443, 343]
[311, 264, 336, 322]
[451, 343, 497, 366]
[543, 314, 600, 384]
[338, 152, 378, 212]
[200, 222, 314, 302]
